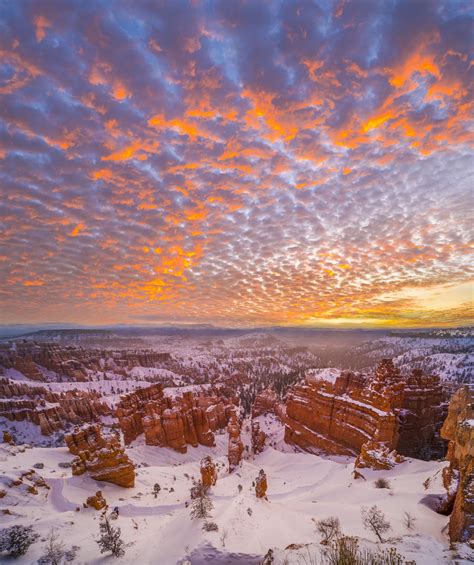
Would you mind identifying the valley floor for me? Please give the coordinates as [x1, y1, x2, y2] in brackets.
[1, 415, 471, 564]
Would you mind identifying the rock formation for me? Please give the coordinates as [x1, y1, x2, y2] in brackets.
[117, 385, 233, 452]
[252, 389, 286, 420]
[251, 421, 266, 454]
[200, 456, 217, 489]
[65, 425, 135, 488]
[86, 490, 107, 510]
[0, 378, 110, 436]
[438, 386, 473, 546]
[255, 469, 268, 499]
[284, 359, 447, 467]
[227, 413, 244, 472]
[0, 341, 173, 382]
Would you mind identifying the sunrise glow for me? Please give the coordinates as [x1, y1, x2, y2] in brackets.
[1, 1, 473, 328]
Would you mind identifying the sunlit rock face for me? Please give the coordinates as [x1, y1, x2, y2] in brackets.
[65, 424, 135, 488]
[116, 384, 234, 452]
[0, 342, 172, 383]
[284, 359, 447, 466]
[251, 421, 266, 454]
[0, 378, 110, 435]
[438, 386, 473, 546]
[227, 413, 244, 472]
[200, 456, 218, 489]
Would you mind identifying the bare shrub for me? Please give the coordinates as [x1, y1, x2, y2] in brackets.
[403, 511, 417, 531]
[314, 516, 341, 545]
[374, 477, 391, 489]
[361, 505, 391, 543]
[202, 521, 218, 532]
[324, 536, 406, 565]
[220, 529, 228, 548]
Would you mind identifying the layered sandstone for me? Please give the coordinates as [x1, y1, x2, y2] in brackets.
[284, 359, 446, 466]
[228, 414, 244, 472]
[0, 378, 110, 436]
[438, 386, 473, 546]
[252, 389, 286, 420]
[65, 425, 135, 488]
[116, 385, 233, 453]
[0, 342, 172, 382]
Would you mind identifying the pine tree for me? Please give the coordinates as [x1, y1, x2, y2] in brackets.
[96, 512, 125, 558]
[190, 481, 213, 520]
[0, 525, 38, 558]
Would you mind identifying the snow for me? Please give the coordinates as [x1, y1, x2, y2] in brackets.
[306, 367, 340, 384]
[1, 418, 471, 564]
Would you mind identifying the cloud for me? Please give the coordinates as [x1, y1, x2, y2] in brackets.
[0, 0, 472, 327]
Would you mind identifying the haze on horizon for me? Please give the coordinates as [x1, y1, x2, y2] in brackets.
[1, 0, 473, 329]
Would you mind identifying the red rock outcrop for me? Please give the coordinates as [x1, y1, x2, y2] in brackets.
[284, 359, 446, 466]
[251, 421, 266, 454]
[228, 413, 244, 472]
[200, 456, 217, 489]
[86, 490, 107, 510]
[355, 440, 405, 470]
[65, 425, 135, 488]
[0, 342, 173, 382]
[438, 386, 473, 546]
[255, 469, 268, 499]
[252, 389, 286, 420]
[117, 385, 232, 453]
[0, 378, 110, 436]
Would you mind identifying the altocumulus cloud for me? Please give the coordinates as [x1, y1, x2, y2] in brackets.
[0, 0, 473, 327]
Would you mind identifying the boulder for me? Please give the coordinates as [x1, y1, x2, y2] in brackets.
[86, 490, 107, 510]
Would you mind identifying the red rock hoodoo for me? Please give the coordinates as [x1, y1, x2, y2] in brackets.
[284, 359, 447, 467]
[255, 469, 268, 499]
[251, 420, 266, 454]
[438, 386, 473, 546]
[227, 413, 244, 472]
[200, 455, 217, 489]
[65, 424, 135, 488]
[116, 384, 234, 453]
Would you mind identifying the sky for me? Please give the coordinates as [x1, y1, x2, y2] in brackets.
[0, 0, 473, 328]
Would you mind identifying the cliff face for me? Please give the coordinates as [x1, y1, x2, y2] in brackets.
[284, 360, 447, 467]
[65, 424, 135, 488]
[116, 385, 234, 453]
[439, 386, 473, 546]
[0, 378, 110, 436]
[252, 389, 286, 420]
[0, 342, 172, 382]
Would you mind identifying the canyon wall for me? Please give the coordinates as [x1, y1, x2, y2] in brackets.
[439, 386, 473, 546]
[284, 359, 447, 465]
[0, 378, 110, 436]
[0, 342, 172, 382]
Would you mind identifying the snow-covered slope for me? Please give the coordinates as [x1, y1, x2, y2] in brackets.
[0, 417, 470, 564]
